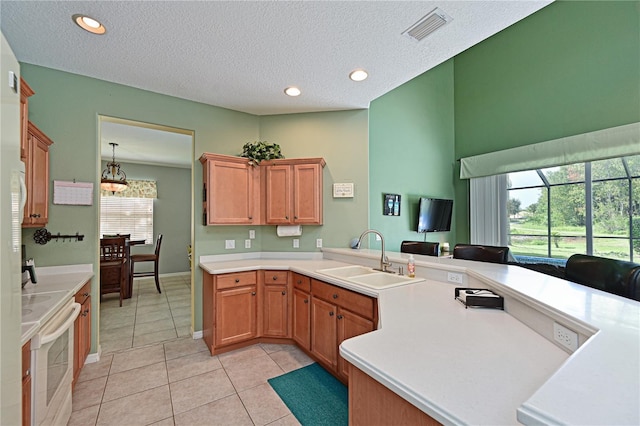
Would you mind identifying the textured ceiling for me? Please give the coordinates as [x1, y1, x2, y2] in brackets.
[1, 1, 552, 117]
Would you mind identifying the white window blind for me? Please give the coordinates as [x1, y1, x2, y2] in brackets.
[100, 197, 153, 243]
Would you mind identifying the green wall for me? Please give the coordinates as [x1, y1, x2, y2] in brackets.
[453, 0, 640, 242]
[100, 161, 191, 275]
[368, 60, 456, 252]
[22, 64, 260, 352]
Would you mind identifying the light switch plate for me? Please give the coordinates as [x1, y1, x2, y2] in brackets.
[249, 230, 255, 239]
[225, 240, 235, 249]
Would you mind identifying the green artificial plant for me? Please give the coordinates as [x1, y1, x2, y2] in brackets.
[240, 141, 284, 165]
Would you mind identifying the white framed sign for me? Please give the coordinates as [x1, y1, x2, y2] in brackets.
[333, 183, 354, 198]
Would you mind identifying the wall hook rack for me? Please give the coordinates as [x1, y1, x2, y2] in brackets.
[33, 228, 85, 245]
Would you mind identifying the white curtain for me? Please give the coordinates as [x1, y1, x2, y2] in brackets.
[470, 175, 509, 246]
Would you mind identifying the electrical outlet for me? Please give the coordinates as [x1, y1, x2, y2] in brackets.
[447, 272, 463, 284]
[316, 239, 322, 248]
[225, 240, 235, 249]
[553, 322, 578, 351]
[293, 239, 300, 248]
[245, 239, 251, 249]
[249, 229, 255, 239]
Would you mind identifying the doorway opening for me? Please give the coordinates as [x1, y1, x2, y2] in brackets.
[98, 115, 195, 353]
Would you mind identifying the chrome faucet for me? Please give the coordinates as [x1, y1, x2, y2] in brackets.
[355, 229, 393, 273]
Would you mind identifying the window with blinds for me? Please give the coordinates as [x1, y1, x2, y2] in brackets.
[100, 196, 153, 243]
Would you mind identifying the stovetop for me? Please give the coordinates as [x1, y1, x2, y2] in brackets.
[22, 291, 71, 325]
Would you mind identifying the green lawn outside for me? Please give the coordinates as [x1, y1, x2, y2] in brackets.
[509, 221, 633, 261]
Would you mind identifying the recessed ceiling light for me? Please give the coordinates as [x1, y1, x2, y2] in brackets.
[284, 87, 301, 97]
[72, 14, 106, 35]
[349, 69, 368, 82]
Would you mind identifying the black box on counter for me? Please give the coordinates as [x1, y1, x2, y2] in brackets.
[454, 287, 504, 310]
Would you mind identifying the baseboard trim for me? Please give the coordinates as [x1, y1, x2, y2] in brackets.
[85, 347, 101, 364]
[192, 330, 203, 339]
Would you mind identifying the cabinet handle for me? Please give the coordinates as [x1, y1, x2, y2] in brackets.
[337, 315, 343, 320]
[332, 294, 338, 299]
[281, 291, 286, 295]
[273, 276, 278, 281]
[30, 213, 40, 218]
[83, 292, 90, 297]
[25, 369, 30, 377]
[82, 309, 90, 316]
[297, 280, 302, 284]
[235, 279, 240, 283]
[249, 216, 253, 220]
[329, 311, 334, 316]
[294, 216, 298, 219]
[251, 291, 256, 296]
[304, 299, 308, 304]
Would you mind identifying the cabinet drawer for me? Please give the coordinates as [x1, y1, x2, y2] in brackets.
[292, 272, 311, 293]
[75, 281, 91, 304]
[264, 270, 288, 286]
[311, 279, 375, 320]
[216, 271, 257, 290]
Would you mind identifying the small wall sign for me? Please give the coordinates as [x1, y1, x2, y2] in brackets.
[333, 183, 354, 198]
[384, 193, 401, 216]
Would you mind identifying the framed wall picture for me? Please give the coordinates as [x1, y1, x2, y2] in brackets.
[383, 193, 401, 216]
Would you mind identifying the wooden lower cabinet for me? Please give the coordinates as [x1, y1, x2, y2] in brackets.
[292, 288, 311, 350]
[311, 297, 338, 369]
[22, 341, 31, 426]
[73, 280, 91, 387]
[310, 279, 377, 381]
[349, 366, 442, 426]
[202, 269, 377, 383]
[262, 271, 289, 337]
[337, 309, 374, 379]
[215, 285, 258, 347]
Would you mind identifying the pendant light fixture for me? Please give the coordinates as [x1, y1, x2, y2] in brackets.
[101, 142, 128, 193]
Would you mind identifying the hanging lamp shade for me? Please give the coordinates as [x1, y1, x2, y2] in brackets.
[101, 142, 128, 193]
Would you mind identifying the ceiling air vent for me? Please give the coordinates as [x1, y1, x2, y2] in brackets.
[402, 8, 452, 42]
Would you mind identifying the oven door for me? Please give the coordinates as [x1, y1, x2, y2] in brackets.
[31, 299, 81, 426]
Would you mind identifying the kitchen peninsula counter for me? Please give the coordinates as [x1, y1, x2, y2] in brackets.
[200, 249, 640, 425]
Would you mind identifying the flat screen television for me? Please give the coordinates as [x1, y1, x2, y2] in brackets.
[417, 197, 453, 233]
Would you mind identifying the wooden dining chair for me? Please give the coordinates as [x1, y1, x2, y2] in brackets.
[130, 234, 163, 294]
[99, 237, 127, 306]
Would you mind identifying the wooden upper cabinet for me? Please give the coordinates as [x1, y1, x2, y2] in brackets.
[263, 158, 325, 225]
[199, 153, 325, 226]
[23, 121, 53, 228]
[20, 78, 34, 161]
[199, 153, 260, 225]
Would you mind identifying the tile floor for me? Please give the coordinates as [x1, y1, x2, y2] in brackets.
[70, 276, 313, 425]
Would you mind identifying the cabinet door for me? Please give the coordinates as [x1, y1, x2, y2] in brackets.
[20, 78, 33, 161]
[337, 308, 374, 380]
[73, 282, 91, 387]
[205, 158, 257, 224]
[293, 288, 311, 350]
[23, 124, 52, 227]
[264, 165, 292, 224]
[311, 297, 337, 369]
[293, 163, 322, 224]
[215, 285, 257, 347]
[263, 284, 288, 337]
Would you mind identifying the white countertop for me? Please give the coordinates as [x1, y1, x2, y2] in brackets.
[21, 264, 94, 345]
[200, 249, 640, 425]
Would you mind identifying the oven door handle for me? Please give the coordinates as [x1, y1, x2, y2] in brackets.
[39, 302, 81, 346]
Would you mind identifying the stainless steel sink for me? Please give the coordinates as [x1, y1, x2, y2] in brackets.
[316, 265, 425, 289]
